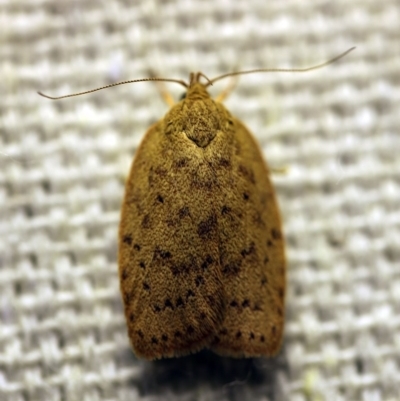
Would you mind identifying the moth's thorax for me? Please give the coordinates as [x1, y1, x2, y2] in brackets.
[164, 83, 234, 148]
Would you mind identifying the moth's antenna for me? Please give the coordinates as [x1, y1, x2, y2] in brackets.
[38, 77, 189, 100]
[38, 47, 356, 99]
[207, 47, 356, 86]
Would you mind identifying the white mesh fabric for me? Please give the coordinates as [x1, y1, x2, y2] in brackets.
[1, 1, 399, 400]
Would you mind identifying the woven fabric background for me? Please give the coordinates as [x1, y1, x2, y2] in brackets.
[1, 1, 399, 400]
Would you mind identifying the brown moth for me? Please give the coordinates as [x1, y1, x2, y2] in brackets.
[37, 48, 354, 360]
[119, 72, 286, 359]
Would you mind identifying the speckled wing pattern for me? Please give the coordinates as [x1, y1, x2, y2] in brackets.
[119, 100, 285, 360]
[209, 117, 285, 357]
[119, 120, 226, 359]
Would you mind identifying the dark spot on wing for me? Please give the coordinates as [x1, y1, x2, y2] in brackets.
[141, 214, 151, 228]
[201, 255, 213, 270]
[222, 261, 241, 276]
[197, 214, 217, 238]
[178, 206, 190, 219]
[122, 234, 132, 245]
[271, 228, 282, 240]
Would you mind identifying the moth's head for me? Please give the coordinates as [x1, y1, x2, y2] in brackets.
[179, 72, 212, 102]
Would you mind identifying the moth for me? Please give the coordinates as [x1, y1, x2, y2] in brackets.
[119, 71, 286, 360]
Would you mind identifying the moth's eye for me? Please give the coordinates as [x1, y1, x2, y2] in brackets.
[179, 92, 187, 101]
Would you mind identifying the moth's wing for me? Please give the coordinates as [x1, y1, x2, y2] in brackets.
[210, 118, 286, 357]
[119, 122, 225, 360]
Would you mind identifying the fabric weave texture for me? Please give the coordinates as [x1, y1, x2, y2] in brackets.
[1, 1, 399, 400]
